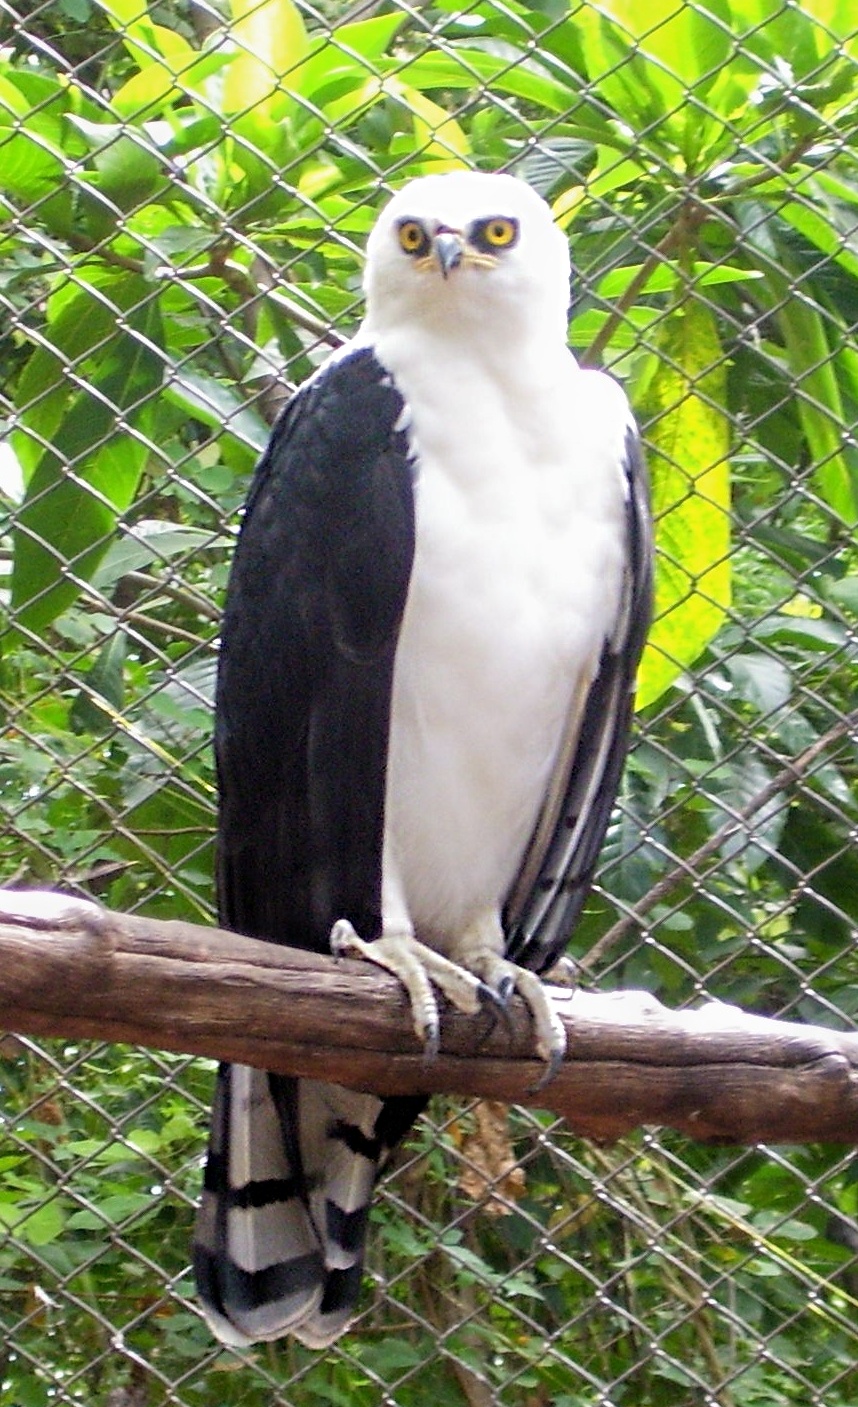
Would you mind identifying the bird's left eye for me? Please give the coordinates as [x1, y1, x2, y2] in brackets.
[398, 220, 430, 257]
[471, 216, 519, 251]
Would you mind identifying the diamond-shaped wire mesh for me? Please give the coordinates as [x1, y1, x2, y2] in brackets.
[1, 0, 857, 1403]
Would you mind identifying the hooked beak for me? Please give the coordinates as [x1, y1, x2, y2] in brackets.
[433, 231, 464, 279]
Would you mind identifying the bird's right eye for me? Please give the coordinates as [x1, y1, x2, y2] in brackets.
[397, 220, 430, 257]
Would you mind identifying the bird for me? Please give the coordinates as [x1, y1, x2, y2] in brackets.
[192, 169, 652, 1349]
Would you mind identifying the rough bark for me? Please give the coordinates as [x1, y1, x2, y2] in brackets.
[1, 888, 857, 1144]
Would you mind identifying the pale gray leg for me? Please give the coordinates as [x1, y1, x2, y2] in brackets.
[330, 921, 486, 1060]
[453, 911, 567, 1084]
[331, 905, 567, 1083]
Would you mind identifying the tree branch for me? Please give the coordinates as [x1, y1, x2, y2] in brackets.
[1, 889, 857, 1145]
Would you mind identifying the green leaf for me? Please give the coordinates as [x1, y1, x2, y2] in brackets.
[390, 48, 573, 114]
[371, 78, 471, 172]
[93, 0, 230, 134]
[92, 521, 226, 592]
[574, 6, 670, 131]
[574, 0, 745, 169]
[296, 13, 405, 102]
[70, 631, 126, 733]
[67, 1190, 154, 1224]
[0, 67, 28, 118]
[96, 0, 204, 77]
[13, 271, 154, 481]
[736, 0, 858, 75]
[363, 1342, 426, 1374]
[570, 305, 662, 354]
[753, 1210, 819, 1242]
[772, 278, 858, 526]
[586, 148, 653, 202]
[110, 47, 231, 120]
[223, 0, 308, 125]
[778, 808, 858, 943]
[711, 756, 787, 872]
[65, 115, 167, 211]
[286, 28, 396, 122]
[828, 576, 858, 613]
[803, 0, 858, 49]
[775, 172, 858, 285]
[0, 73, 68, 208]
[94, 0, 156, 29]
[0, 130, 69, 220]
[0, 1198, 66, 1246]
[11, 296, 165, 634]
[162, 369, 270, 455]
[636, 296, 732, 708]
[596, 262, 764, 300]
[724, 653, 792, 714]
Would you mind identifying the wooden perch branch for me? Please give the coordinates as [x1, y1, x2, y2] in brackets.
[1, 888, 858, 1145]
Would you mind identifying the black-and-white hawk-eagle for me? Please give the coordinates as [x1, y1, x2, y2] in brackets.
[193, 169, 652, 1348]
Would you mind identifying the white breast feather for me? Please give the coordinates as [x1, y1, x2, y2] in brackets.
[375, 333, 631, 950]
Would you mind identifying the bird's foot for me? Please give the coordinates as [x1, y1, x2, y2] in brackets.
[330, 921, 495, 1062]
[330, 922, 567, 1086]
[466, 952, 567, 1090]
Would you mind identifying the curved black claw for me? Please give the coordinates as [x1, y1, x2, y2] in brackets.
[467, 980, 514, 1052]
[478, 978, 516, 1038]
[477, 977, 510, 1013]
[496, 973, 515, 1006]
[526, 1044, 566, 1095]
[420, 1019, 440, 1065]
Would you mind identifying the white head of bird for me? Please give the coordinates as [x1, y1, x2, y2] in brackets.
[362, 170, 572, 346]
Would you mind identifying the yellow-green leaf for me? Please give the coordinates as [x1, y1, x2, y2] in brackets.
[390, 81, 470, 171]
[636, 297, 732, 708]
[223, 0, 308, 120]
[110, 45, 230, 118]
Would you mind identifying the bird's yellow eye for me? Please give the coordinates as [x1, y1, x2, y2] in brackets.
[472, 216, 519, 251]
[398, 219, 430, 257]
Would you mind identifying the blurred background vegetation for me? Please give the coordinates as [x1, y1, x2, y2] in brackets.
[0, 0, 856, 1403]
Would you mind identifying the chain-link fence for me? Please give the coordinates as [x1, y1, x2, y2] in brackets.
[2, 0, 857, 1403]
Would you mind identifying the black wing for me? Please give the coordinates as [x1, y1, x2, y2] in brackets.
[503, 423, 653, 972]
[215, 345, 416, 952]
[196, 349, 422, 1349]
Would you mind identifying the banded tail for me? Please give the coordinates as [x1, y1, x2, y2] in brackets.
[194, 1064, 423, 1346]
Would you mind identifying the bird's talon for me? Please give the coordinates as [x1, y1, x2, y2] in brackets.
[477, 997, 515, 1051]
[476, 978, 506, 1012]
[476, 980, 516, 1039]
[420, 1023, 440, 1064]
[527, 1045, 565, 1094]
[497, 974, 515, 1005]
[477, 973, 520, 1015]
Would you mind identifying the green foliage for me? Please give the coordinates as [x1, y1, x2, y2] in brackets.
[0, 0, 856, 1403]
[636, 292, 732, 707]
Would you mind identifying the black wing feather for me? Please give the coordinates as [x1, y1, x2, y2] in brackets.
[504, 424, 653, 972]
[201, 347, 425, 1347]
[215, 345, 416, 951]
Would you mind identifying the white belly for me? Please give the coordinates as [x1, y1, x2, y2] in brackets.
[378, 350, 631, 948]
